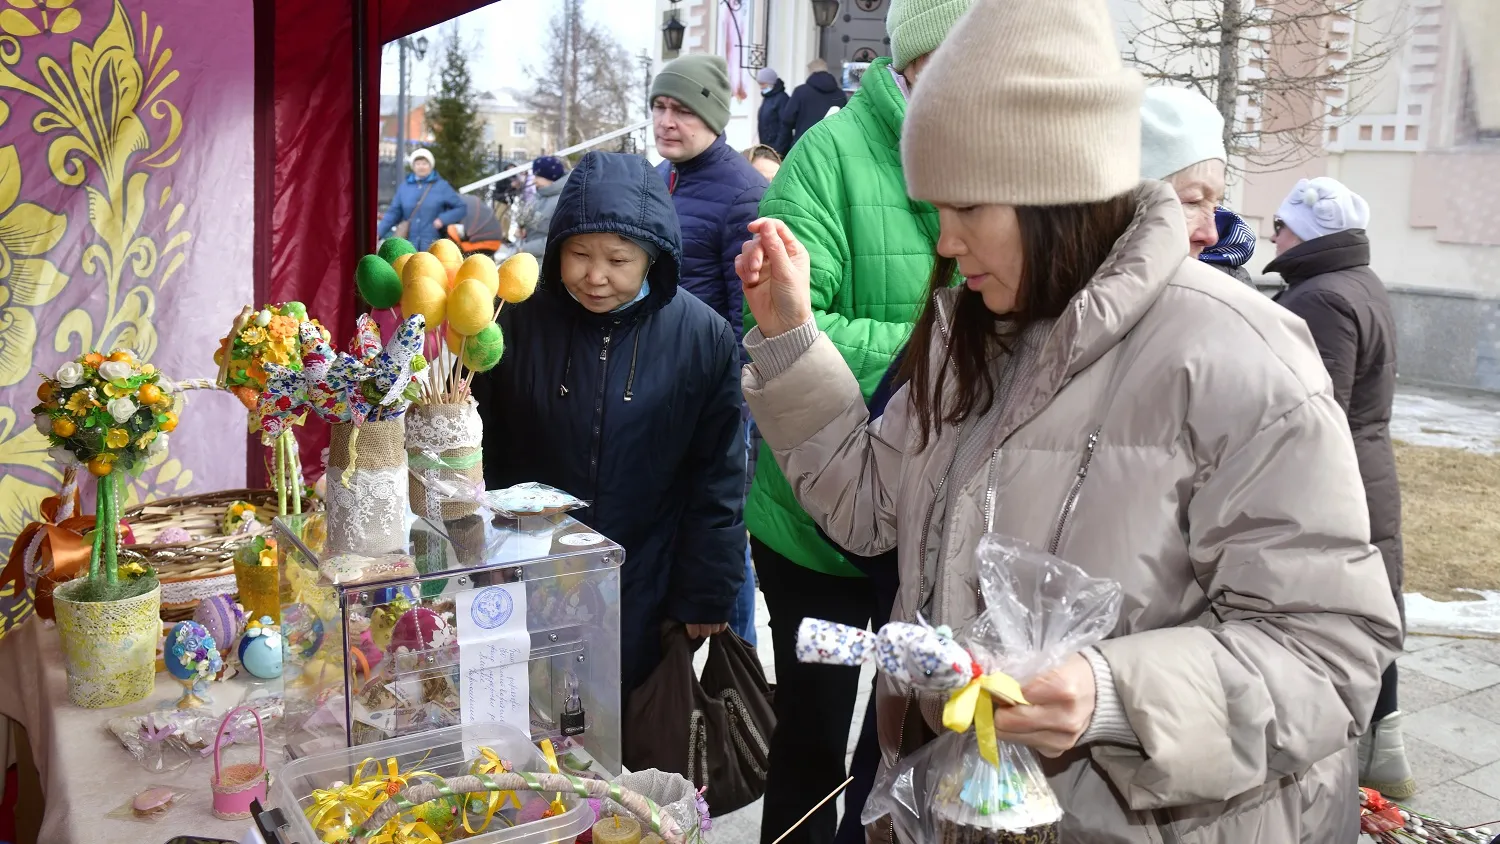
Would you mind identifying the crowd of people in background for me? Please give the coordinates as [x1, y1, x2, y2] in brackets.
[387, 0, 1417, 838]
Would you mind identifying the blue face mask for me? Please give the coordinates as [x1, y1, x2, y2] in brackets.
[761, 85, 773, 95]
[565, 278, 652, 312]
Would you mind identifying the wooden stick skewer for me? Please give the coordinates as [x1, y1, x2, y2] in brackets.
[770, 777, 854, 844]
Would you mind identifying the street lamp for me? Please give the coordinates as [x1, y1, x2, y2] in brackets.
[395, 34, 431, 191]
[811, 0, 840, 28]
[662, 0, 685, 54]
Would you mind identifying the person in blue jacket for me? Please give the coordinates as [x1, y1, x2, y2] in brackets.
[377, 148, 466, 251]
[650, 53, 768, 648]
[756, 67, 792, 157]
[471, 151, 747, 695]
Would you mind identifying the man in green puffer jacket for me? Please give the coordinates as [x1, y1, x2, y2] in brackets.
[743, 2, 969, 841]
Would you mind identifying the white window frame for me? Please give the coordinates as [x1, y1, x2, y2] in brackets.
[511, 119, 527, 138]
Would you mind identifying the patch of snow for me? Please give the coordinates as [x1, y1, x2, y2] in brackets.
[1406, 589, 1500, 638]
[1391, 389, 1500, 455]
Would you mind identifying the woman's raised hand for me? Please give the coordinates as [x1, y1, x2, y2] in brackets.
[737, 218, 813, 339]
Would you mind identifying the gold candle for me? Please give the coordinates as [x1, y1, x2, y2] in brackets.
[592, 815, 642, 844]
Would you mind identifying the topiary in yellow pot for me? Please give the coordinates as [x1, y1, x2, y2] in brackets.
[35, 349, 175, 708]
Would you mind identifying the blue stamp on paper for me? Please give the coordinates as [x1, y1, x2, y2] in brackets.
[471, 586, 514, 630]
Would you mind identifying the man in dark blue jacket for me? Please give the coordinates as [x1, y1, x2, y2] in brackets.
[781, 59, 848, 150]
[651, 53, 768, 648]
[756, 67, 791, 157]
[650, 54, 768, 342]
[472, 151, 747, 695]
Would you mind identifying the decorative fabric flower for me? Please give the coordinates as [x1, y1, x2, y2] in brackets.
[148, 432, 170, 456]
[239, 325, 268, 346]
[267, 314, 298, 341]
[65, 389, 94, 415]
[107, 396, 137, 423]
[47, 446, 74, 464]
[97, 360, 133, 382]
[55, 361, 84, 387]
[105, 428, 129, 449]
[32, 413, 49, 434]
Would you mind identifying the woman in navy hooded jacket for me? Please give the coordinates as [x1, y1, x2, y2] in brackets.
[472, 151, 747, 694]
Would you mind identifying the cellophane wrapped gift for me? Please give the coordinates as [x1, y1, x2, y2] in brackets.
[855, 536, 1122, 843]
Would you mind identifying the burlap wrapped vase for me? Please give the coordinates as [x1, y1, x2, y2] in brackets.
[405, 399, 484, 520]
[54, 580, 161, 708]
[326, 420, 410, 556]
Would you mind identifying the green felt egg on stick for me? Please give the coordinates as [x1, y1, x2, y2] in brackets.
[355, 255, 402, 309]
[462, 323, 504, 372]
[378, 237, 417, 264]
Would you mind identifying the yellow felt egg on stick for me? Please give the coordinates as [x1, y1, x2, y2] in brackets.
[497, 252, 538, 304]
[445, 323, 466, 355]
[392, 252, 414, 279]
[428, 239, 463, 287]
[402, 276, 448, 327]
[448, 278, 494, 336]
[401, 251, 446, 287]
[454, 254, 500, 297]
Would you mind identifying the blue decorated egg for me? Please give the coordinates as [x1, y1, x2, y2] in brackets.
[192, 594, 246, 653]
[282, 602, 325, 660]
[166, 621, 221, 682]
[237, 616, 284, 679]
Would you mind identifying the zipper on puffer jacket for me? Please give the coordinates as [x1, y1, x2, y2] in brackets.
[586, 326, 615, 494]
[1049, 427, 1101, 555]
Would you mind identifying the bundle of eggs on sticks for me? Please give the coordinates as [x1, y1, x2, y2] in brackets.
[354, 238, 539, 396]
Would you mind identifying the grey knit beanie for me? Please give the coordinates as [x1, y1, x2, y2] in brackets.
[650, 55, 732, 135]
[903, 0, 1144, 206]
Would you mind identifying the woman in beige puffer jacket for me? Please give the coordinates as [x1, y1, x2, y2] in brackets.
[733, 0, 1403, 841]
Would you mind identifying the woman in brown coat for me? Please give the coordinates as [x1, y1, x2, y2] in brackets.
[1269, 176, 1410, 797]
[734, 0, 1401, 840]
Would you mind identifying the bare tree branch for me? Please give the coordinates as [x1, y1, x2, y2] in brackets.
[1122, 0, 1412, 172]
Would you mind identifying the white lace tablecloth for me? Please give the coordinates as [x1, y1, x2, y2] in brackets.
[0, 617, 265, 844]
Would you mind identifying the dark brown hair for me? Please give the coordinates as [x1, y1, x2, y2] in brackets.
[899, 193, 1138, 448]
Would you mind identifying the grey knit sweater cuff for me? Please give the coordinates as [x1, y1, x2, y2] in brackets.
[744, 318, 820, 383]
[1080, 646, 1139, 747]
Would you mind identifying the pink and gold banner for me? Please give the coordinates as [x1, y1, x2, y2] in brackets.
[0, 0, 253, 629]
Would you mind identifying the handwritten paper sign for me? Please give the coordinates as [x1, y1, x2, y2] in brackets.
[455, 582, 530, 735]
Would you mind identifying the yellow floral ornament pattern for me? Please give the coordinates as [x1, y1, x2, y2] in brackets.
[0, 0, 196, 632]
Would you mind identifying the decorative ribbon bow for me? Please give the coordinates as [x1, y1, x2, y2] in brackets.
[139, 723, 177, 744]
[941, 659, 1028, 767]
[366, 820, 442, 844]
[462, 747, 519, 834]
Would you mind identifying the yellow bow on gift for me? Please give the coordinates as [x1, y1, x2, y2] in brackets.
[463, 747, 520, 834]
[942, 662, 1029, 767]
[367, 820, 443, 844]
[540, 739, 568, 817]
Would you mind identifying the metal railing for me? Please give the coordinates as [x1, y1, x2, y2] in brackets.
[458, 120, 652, 194]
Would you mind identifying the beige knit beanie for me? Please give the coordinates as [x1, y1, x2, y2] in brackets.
[903, 0, 1144, 206]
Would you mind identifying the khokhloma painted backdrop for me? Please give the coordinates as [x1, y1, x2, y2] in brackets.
[0, 0, 253, 629]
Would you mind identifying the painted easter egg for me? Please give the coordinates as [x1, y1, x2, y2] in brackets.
[193, 594, 246, 652]
[282, 602, 325, 660]
[165, 621, 218, 683]
[237, 617, 284, 679]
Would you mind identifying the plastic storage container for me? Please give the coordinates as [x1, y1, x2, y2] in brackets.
[271, 510, 623, 777]
[269, 721, 594, 844]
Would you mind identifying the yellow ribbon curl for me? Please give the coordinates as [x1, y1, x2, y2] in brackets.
[942, 668, 1029, 767]
[540, 739, 568, 816]
[305, 756, 441, 843]
[366, 820, 443, 844]
[462, 747, 520, 834]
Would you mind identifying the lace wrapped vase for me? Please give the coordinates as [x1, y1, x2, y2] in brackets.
[53, 581, 161, 708]
[326, 420, 409, 556]
[405, 399, 484, 520]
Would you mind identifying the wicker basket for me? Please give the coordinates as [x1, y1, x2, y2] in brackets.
[119, 489, 295, 615]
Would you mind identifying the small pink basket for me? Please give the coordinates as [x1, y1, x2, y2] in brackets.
[210, 705, 268, 820]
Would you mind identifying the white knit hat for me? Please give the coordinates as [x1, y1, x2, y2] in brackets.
[902, 0, 1144, 206]
[1140, 87, 1227, 180]
[408, 148, 435, 167]
[1277, 177, 1371, 241]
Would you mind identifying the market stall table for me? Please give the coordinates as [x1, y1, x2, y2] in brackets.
[0, 617, 270, 844]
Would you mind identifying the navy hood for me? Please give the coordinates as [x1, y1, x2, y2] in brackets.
[807, 70, 841, 94]
[542, 151, 683, 310]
